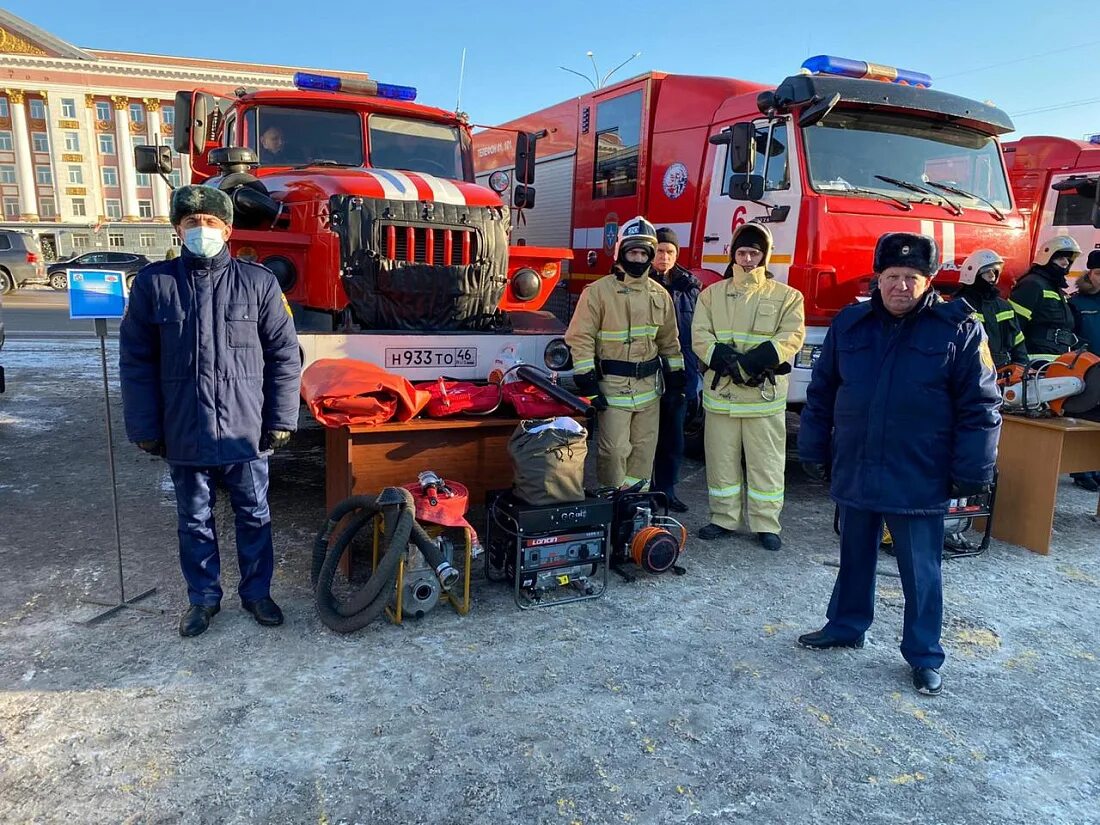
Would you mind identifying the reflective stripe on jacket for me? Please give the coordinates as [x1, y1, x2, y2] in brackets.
[565, 270, 683, 411]
[691, 266, 806, 417]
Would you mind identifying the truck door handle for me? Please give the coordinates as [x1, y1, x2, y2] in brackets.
[704, 234, 720, 242]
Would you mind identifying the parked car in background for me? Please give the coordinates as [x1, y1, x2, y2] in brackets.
[46, 252, 152, 292]
[0, 229, 47, 294]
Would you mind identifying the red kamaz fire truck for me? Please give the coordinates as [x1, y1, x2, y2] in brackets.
[1004, 134, 1100, 278]
[474, 56, 1032, 403]
[137, 73, 572, 380]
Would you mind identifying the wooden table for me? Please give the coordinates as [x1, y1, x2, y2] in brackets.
[991, 416, 1100, 554]
[324, 415, 526, 511]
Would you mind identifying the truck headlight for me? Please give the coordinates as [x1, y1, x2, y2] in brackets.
[795, 344, 821, 369]
[543, 338, 572, 371]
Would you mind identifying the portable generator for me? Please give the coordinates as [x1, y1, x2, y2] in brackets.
[485, 490, 612, 609]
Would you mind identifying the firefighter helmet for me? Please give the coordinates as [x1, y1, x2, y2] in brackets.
[616, 216, 658, 262]
[959, 249, 1005, 285]
[1034, 235, 1081, 267]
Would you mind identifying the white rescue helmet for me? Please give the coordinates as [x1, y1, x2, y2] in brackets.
[959, 249, 1005, 285]
[615, 216, 658, 262]
[1034, 235, 1082, 267]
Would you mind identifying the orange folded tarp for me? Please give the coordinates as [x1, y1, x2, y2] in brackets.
[301, 358, 431, 427]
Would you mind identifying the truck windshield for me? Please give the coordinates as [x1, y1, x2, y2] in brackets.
[803, 109, 1011, 211]
[368, 115, 470, 181]
[251, 106, 364, 167]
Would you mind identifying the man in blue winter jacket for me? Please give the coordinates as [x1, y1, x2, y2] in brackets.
[797, 232, 1001, 696]
[119, 185, 301, 637]
[651, 227, 701, 512]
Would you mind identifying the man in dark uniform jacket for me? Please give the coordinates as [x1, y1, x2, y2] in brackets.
[651, 227, 702, 512]
[120, 185, 301, 637]
[798, 232, 1001, 697]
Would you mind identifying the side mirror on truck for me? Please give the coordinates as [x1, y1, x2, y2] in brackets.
[134, 145, 173, 175]
[515, 132, 538, 185]
[173, 90, 219, 156]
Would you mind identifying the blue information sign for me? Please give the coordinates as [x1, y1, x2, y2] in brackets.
[68, 269, 127, 320]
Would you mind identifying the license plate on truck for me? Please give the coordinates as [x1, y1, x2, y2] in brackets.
[384, 347, 478, 369]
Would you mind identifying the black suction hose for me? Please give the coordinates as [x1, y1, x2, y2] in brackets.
[312, 486, 459, 633]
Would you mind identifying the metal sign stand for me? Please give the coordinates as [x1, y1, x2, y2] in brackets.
[81, 317, 162, 625]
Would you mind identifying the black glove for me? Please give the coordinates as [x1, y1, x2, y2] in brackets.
[802, 461, 829, 483]
[950, 479, 990, 498]
[709, 343, 738, 375]
[738, 342, 780, 378]
[573, 372, 609, 412]
[260, 430, 292, 451]
[665, 369, 687, 392]
[573, 370, 600, 396]
[136, 439, 164, 457]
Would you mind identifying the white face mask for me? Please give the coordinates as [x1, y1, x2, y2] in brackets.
[183, 226, 226, 258]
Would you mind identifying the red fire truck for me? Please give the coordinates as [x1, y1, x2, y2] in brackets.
[136, 73, 572, 381]
[473, 56, 1031, 403]
[1004, 134, 1100, 278]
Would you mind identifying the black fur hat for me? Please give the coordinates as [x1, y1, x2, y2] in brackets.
[1087, 249, 1100, 271]
[170, 185, 234, 227]
[656, 227, 679, 248]
[873, 232, 938, 277]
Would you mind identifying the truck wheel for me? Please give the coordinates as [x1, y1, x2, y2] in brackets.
[49, 271, 68, 291]
[0, 268, 13, 295]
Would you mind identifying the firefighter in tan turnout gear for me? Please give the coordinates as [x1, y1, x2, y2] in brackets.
[565, 216, 686, 488]
[692, 222, 806, 550]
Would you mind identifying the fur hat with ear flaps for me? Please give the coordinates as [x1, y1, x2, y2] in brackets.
[170, 185, 234, 227]
[873, 232, 939, 277]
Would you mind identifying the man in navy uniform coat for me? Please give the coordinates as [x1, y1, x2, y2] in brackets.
[120, 185, 301, 637]
[797, 232, 1001, 696]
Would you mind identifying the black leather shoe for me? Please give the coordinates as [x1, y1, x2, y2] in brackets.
[242, 597, 284, 627]
[757, 532, 782, 551]
[666, 496, 689, 513]
[179, 603, 219, 637]
[698, 523, 737, 541]
[797, 628, 865, 650]
[912, 667, 943, 695]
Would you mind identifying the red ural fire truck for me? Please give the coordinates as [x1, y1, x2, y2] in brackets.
[473, 56, 1031, 403]
[1004, 134, 1100, 277]
[136, 73, 572, 380]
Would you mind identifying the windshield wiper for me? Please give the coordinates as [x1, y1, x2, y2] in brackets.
[291, 159, 358, 170]
[925, 181, 1005, 221]
[819, 182, 913, 211]
[874, 174, 963, 216]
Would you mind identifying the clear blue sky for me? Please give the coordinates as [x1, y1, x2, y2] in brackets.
[17, 0, 1100, 140]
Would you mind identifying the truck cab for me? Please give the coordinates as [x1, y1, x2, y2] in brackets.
[1004, 134, 1100, 281]
[137, 73, 572, 381]
[474, 57, 1030, 404]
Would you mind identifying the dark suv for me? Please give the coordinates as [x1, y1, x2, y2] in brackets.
[0, 229, 46, 294]
[47, 251, 152, 292]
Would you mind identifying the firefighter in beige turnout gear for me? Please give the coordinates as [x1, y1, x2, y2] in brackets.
[565, 216, 685, 488]
[692, 222, 806, 550]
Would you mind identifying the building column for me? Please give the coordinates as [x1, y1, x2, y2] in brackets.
[144, 99, 170, 222]
[111, 95, 139, 221]
[6, 89, 39, 221]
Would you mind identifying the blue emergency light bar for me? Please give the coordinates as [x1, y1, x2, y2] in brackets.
[1088, 133, 1100, 145]
[293, 72, 417, 101]
[802, 55, 933, 89]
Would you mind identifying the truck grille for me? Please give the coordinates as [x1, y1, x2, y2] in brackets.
[383, 225, 478, 266]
